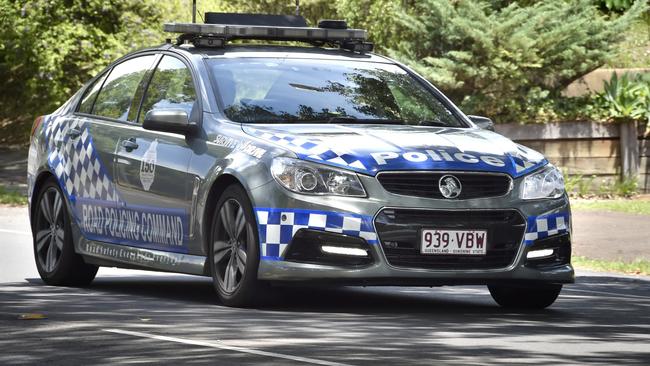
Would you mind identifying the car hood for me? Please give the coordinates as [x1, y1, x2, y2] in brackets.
[243, 124, 546, 177]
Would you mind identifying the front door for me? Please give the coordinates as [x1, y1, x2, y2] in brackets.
[113, 54, 199, 254]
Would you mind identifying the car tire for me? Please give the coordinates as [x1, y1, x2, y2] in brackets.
[209, 184, 265, 307]
[488, 284, 562, 309]
[32, 178, 98, 286]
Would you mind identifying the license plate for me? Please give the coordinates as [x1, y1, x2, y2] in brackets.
[420, 229, 487, 255]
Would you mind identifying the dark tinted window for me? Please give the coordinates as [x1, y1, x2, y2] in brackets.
[92, 55, 156, 121]
[207, 58, 464, 127]
[139, 56, 196, 122]
[78, 73, 107, 114]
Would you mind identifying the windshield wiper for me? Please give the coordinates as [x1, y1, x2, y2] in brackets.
[419, 120, 450, 127]
[295, 117, 406, 125]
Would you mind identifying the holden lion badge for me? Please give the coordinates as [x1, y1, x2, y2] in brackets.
[438, 174, 462, 199]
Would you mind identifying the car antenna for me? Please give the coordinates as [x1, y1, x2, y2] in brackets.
[192, 0, 197, 23]
[295, 0, 300, 16]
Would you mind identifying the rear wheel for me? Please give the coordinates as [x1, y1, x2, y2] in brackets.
[488, 284, 562, 309]
[209, 184, 264, 307]
[32, 178, 98, 286]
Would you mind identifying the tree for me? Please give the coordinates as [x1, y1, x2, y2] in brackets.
[339, 0, 647, 122]
[0, 0, 172, 143]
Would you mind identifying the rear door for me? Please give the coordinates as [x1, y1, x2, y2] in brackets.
[112, 54, 199, 254]
[70, 54, 160, 249]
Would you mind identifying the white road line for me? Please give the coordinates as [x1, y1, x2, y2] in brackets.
[103, 329, 353, 366]
[565, 288, 650, 300]
[0, 228, 31, 236]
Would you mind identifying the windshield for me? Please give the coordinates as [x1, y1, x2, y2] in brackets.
[207, 58, 466, 127]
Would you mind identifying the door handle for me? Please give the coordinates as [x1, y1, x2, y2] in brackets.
[66, 127, 82, 139]
[121, 138, 139, 151]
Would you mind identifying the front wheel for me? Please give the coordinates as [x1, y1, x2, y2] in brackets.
[209, 184, 265, 307]
[488, 284, 562, 309]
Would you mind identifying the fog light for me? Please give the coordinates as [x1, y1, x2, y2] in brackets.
[527, 249, 554, 259]
[321, 245, 368, 257]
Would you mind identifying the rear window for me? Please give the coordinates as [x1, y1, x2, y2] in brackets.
[207, 58, 465, 127]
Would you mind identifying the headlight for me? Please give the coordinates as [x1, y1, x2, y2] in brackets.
[521, 164, 565, 200]
[270, 157, 366, 197]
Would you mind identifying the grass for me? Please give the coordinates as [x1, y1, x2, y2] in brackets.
[571, 199, 650, 215]
[0, 186, 28, 206]
[572, 256, 650, 276]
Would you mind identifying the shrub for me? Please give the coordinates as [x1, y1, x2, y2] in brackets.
[596, 72, 650, 123]
[342, 0, 647, 123]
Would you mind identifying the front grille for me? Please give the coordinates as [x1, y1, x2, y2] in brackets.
[375, 209, 525, 270]
[377, 172, 512, 199]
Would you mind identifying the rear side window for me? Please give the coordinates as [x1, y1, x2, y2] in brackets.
[78, 73, 107, 114]
[139, 55, 197, 122]
[92, 55, 156, 121]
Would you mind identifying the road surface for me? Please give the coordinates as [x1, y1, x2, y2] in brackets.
[1, 206, 649, 365]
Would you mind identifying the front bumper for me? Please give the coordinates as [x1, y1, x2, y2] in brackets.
[251, 173, 574, 286]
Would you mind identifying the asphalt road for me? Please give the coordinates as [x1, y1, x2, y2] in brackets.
[1, 206, 649, 365]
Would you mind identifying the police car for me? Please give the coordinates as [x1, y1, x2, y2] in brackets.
[27, 12, 572, 308]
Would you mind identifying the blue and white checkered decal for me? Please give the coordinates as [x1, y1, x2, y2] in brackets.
[42, 116, 190, 253]
[246, 128, 368, 171]
[255, 208, 378, 260]
[244, 126, 548, 177]
[524, 212, 570, 245]
[44, 116, 120, 202]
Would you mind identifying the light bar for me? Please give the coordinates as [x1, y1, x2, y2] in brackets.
[164, 23, 367, 43]
[321, 245, 368, 257]
[527, 249, 554, 259]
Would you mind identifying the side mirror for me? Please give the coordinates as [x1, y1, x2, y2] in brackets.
[143, 109, 194, 135]
[468, 115, 495, 132]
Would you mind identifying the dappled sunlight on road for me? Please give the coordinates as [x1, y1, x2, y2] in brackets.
[1, 275, 648, 365]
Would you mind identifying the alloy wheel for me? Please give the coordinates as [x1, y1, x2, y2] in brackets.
[212, 198, 252, 294]
[35, 187, 65, 273]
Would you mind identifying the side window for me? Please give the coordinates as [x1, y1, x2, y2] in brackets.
[139, 55, 197, 122]
[92, 55, 156, 121]
[78, 73, 107, 114]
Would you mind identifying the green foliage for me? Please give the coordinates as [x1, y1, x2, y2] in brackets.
[597, 0, 638, 12]
[572, 255, 650, 275]
[571, 199, 650, 215]
[565, 174, 597, 197]
[335, 0, 400, 49]
[596, 72, 650, 122]
[564, 174, 638, 198]
[0, 186, 27, 205]
[0, 0, 166, 125]
[377, 0, 647, 123]
[614, 175, 639, 196]
[0, 0, 648, 146]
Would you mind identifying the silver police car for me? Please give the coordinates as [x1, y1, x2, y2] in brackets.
[27, 14, 573, 308]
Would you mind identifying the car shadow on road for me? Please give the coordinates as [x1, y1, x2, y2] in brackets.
[12, 273, 649, 317]
[19, 275, 541, 315]
[1, 275, 649, 365]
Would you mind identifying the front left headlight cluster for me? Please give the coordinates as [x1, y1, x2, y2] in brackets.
[270, 157, 366, 197]
[521, 164, 565, 200]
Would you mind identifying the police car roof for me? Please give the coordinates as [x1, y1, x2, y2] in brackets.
[176, 44, 392, 63]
